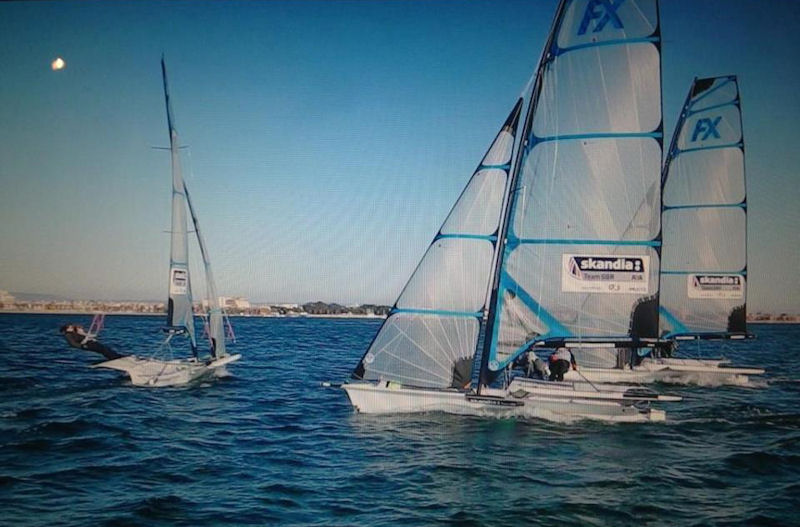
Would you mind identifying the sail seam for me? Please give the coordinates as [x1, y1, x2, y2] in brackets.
[391, 308, 483, 319]
[663, 203, 745, 211]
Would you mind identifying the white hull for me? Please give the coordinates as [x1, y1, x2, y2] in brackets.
[507, 377, 682, 402]
[93, 354, 241, 387]
[562, 357, 764, 386]
[342, 382, 665, 423]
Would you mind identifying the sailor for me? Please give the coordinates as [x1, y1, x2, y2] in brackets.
[548, 347, 577, 381]
[513, 351, 550, 380]
[60, 324, 123, 361]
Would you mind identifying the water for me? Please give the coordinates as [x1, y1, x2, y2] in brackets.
[1, 314, 798, 526]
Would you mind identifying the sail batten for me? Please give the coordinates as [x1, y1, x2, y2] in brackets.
[481, 0, 664, 378]
[660, 75, 750, 339]
[353, 100, 523, 389]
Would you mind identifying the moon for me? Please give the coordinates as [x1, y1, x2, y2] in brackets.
[51, 57, 66, 71]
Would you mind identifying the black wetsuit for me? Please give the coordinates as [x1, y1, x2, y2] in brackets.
[548, 350, 577, 381]
[62, 330, 123, 361]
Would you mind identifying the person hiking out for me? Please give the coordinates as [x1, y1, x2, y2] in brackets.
[548, 347, 577, 381]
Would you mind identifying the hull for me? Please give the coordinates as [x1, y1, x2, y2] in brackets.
[562, 357, 764, 385]
[342, 382, 665, 423]
[93, 354, 241, 387]
[507, 377, 682, 402]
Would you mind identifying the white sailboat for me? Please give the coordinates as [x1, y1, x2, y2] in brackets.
[342, 0, 677, 422]
[565, 75, 764, 385]
[94, 58, 240, 387]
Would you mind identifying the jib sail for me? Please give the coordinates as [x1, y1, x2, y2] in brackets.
[352, 100, 523, 389]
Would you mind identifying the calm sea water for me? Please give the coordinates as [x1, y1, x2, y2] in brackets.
[0, 314, 797, 526]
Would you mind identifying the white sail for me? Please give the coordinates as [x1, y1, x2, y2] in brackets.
[481, 0, 664, 378]
[162, 57, 197, 351]
[183, 182, 228, 358]
[352, 100, 523, 389]
[660, 75, 749, 339]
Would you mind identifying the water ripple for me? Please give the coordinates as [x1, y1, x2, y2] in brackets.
[0, 314, 798, 526]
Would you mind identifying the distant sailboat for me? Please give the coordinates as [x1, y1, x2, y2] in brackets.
[341, 0, 678, 422]
[93, 58, 240, 386]
[565, 75, 764, 384]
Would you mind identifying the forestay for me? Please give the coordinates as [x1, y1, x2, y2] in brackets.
[482, 0, 663, 375]
[352, 100, 523, 389]
[162, 57, 197, 350]
[660, 75, 749, 339]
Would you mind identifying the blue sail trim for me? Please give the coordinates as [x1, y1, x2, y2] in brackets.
[663, 202, 745, 211]
[661, 270, 746, 275]
[479, 163, 511, 170]
[676, 142, 742, 155]
[553, 36, 659, 56]
[659, 306, 690, 336]
[690, 77, 734, 107]
[687, 100, 738, 117]
[435, 233, 498, 242]
[391, 308, 483, 319]
[509, 238, 660, 247]
[485, 272, 570, 371]
[530, 131, 662, 146]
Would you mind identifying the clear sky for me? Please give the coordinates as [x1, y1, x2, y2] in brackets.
[0, 0, 798, 312]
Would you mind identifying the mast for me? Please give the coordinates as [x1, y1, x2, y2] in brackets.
[162, 56, 197, 352]
[478, 0, 567, 389]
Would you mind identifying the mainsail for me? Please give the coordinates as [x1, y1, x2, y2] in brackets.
[162, 57, 197, 350]
[660, 75, 750, 339]
[183, 182, 228, 358]
[352, 100, 523, 389]
[481, 0, 664, 381]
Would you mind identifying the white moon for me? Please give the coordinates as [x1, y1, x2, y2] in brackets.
[51, 57, 66, 71]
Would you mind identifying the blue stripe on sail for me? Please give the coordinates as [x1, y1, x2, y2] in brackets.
[510, 238, 660, 247]
[478, 163, 511, 170]
[677, 142, 742, 155]
[687, 100, 738, 117]
[661, 270, 746, 275]
[554, 36, 659, 56]
[435, 233, 498, 242]
[663, 203, 745, 211]
[531, 131, 662, 145]
[391, 308, 483, 319]
[659, 306, 690, 336]
[690, 77, 734, 108]
[485, 273, 570, 370]
[499, 274, 569, 336]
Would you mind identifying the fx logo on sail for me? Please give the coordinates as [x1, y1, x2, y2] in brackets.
[578, 0, 625, 36]
[690, 116, 722, 142]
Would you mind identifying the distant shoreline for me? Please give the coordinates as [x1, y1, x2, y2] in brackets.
[0, 310, 386, 319]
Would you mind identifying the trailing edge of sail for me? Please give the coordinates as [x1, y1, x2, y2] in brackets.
[352, 99, 523, 389]
[482, 0, 664, 377]
[162, 57, 197, 349]
[184, 182, 228, 357]
[660, 75, 751, 340]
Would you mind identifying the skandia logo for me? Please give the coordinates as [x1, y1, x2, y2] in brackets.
[696, 275, 741, 286]
[573, 256, 644, 272]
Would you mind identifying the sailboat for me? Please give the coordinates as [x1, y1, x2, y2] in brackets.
[564, 75, 764, 385]
[342, 0, 678, 422]
[93, 58, 240, 387]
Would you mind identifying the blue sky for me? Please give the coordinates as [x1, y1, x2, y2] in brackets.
[0, 0, 798, 312]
